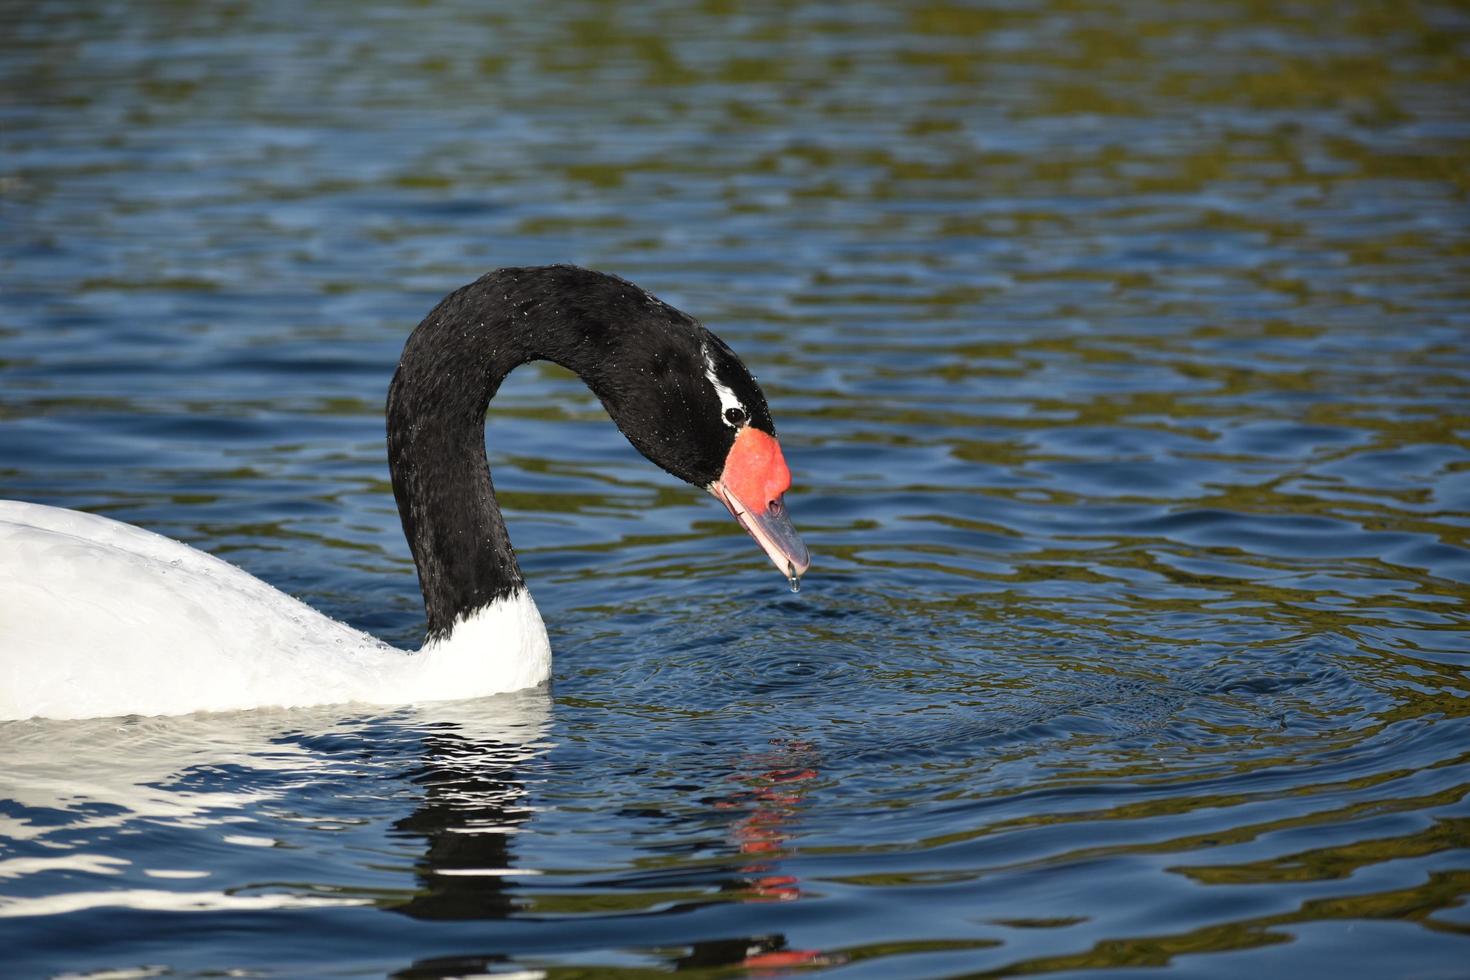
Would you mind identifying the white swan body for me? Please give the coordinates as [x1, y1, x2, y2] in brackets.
[0, 501, 550, 721]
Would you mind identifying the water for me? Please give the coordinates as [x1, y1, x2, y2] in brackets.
[3, 0, 1469, 976]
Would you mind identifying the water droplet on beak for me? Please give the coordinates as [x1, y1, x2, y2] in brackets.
[787, 562, 801, 593]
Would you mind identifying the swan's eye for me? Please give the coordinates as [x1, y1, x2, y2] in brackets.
[724, 407, 747, 427]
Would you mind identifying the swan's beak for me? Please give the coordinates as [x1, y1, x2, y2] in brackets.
[709, 427, 812, 583]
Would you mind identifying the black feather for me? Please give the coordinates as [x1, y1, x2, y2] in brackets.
[386, 265, 773, 637]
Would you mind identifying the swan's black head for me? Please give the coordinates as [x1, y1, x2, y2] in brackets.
[523, 270, 763, 476]
[390, 265, 810, 626]
[490, 266, 810, 578]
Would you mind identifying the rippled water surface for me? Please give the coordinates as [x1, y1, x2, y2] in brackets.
[4, 1, 1470, 976]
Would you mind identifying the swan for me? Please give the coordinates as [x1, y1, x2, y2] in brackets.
[0, 265, 810, 721]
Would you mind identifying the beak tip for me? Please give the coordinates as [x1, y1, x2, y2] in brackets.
[711, 481, 811, 585]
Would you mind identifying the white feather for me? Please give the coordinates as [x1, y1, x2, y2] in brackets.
[0, 501, 551, 721]
[702, 342, 746, 424]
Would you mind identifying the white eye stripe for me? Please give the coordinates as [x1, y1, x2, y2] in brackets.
[701, 343, 746, 427]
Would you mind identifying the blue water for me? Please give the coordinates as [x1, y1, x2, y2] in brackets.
[4, 1, 1470, 976]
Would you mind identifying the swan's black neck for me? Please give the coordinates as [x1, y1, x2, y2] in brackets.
[386, 265, 772, 639]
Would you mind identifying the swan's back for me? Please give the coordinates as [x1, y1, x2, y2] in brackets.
[0, 502, 397, 719]
[0, 502, 550, 721]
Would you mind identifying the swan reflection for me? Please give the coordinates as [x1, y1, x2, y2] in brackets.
[0, 691, 553, 920]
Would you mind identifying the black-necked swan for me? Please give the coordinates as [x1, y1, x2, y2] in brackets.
[0, 265, 810, 722]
